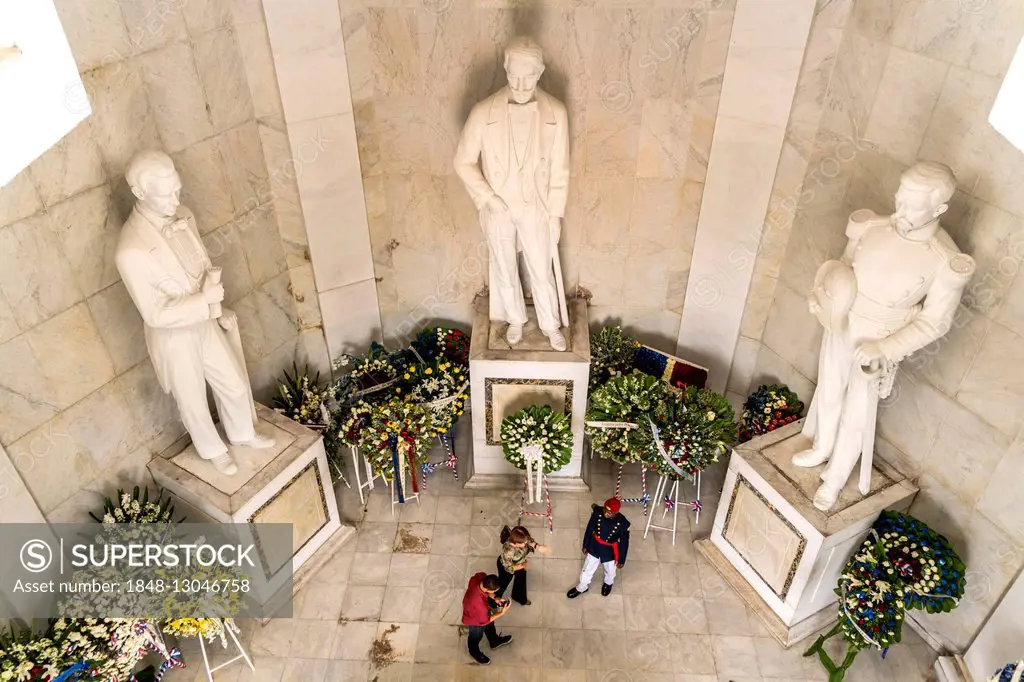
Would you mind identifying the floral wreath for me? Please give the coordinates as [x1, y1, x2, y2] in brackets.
[739, 383, 804, 442]
[335, 399, 374, 449]
[647, 385, 737, 479]
[412, 326, 471, 366]
[585, 372, 666, 464]
[589, 325, 639, 392]
[360, 399, 434, 482]
[500, 404, 573, 473]
[804, 511, 966, 679]
[406, 359, 469, 435]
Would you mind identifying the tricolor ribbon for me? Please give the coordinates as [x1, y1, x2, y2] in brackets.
[522, 443, 544, 504]
[390, 438, 405, 503]
[664, 496, 675, 510]
[690, 499, 703, 513]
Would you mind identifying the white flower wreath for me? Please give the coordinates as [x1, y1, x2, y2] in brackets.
[500, 404, 573, 473]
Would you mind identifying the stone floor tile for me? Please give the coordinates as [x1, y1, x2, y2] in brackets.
[288, 619, 338, 659]
[387, 552, 430, 586]
[430, 524, 471, 555]
[324, 660, 370, 679]
[280, 657, 328, 682]
[310, 549, 355, 585]
[541, 591, 584, 629]
[375, 621, 419, 663]
[393, 522, 433, 553]
[620, 560, 664, 595]
[350, 552, 391, 585]
[434, 495, 474, 524]
[381, 585, 426, 622]
[413, 623, 463, 664]
[662, 595, 709, 634]
[329, 621, 377, 660]
[674, 634, 717, 675]
[711, 635, 760, 678]
[543, 628, 588, 669]
[246, 656, 286, 682]
[705, 597, 754, 635]
[355, 522, 398, 553]
[296, 580, 346, 620]
[340, 585, 386, 622]
[399, 493, 439, 523]
[623, 594, 666, 631]
[581, 592, 626, 629]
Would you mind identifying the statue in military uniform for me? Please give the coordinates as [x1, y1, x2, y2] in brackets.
[794, 161, 975, 511]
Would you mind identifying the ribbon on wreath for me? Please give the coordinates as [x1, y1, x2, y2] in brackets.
[390, 438, 405, 503]
[155, 648, 185, 682]
[521, 443, 544, 504]
[664, 496, 675, 510]
[690, 499, 703, 513]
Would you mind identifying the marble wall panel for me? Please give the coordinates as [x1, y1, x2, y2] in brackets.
[47, 187, 122, 298]
[0, 214, 82, 330]
[27, 121, 106, 208]
[139, 42, 216, 153]
[194, 28, 255, 134]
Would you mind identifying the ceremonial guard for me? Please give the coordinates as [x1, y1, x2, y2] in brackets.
[567, 498, 630, 597]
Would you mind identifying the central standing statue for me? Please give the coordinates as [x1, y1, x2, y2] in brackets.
[794, 161, 975, 510]
[454, 36, 571, 351]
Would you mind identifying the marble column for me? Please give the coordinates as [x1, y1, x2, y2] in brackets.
[262, 0, 382, 362]
[676, 0, 817, 393]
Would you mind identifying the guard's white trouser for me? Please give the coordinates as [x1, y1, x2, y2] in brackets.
[576, 553, 617, 591]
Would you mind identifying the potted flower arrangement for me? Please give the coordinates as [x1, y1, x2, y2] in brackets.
[739, 384, 804, 442]
[804, 510, 966, 681]
[272, 363, 348, 479]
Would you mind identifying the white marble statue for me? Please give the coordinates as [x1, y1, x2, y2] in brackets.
[115, 150, 274, 476]
[454, 36, 571, 351]
[794, 161, 975, 511]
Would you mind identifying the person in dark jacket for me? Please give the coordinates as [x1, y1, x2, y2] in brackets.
[461, 572, 513, 664]
[567, 497, 630, 597]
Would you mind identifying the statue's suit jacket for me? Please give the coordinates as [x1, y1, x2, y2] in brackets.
[115, 206, 247, 400]
[453, 86, 570, 219]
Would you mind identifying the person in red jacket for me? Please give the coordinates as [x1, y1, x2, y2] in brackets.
[461, 572, 513, 664]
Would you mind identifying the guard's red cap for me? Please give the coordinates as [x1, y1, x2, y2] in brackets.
[603, 498, 621, 513]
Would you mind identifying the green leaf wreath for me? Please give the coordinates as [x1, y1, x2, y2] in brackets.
[647, 386, 737, 479]
[500, 404, 573, 473]
[589, 325, 640, 392]
[585, 372, 667, 464]
[804, 511, 966, 681]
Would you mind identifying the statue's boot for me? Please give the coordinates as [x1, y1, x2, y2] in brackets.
[812, 481, 842, 511]
[210, 452, 238, 476]
[792, 447, 830, 468]
[545, 329, 567, 351]
[506, 324, 524, 345]
[231, 432, 277, 449]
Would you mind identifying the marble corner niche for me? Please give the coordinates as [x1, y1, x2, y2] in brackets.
[465, 295, 591, 493]
[148, 404, 354, 616]
[695, 419, 918, 649]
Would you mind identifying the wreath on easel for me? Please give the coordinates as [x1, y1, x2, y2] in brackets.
[584, 372, 666, 464]
[500, 404, 573, 472]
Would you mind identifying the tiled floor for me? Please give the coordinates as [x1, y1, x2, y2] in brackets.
[173, 447, 936, 682]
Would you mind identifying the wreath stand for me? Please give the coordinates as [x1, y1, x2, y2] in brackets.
[643, 470, 702, 546]
[197, 623, 254, 682]
[349, 446, 383, 506]
[387, 439, 420, 516]
[615, 462, 650, 517]
[420, 427, 459, 490]
[517, 474, 553, 533]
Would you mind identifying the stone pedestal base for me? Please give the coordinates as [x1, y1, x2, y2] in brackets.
[148, 404, 353, 614]
[466, 295, 591, 490]
[697, 419, 917, 648]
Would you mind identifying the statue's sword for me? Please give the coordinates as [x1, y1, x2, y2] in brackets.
[551, 237, 570, 329]
[859, 360, 883, 495]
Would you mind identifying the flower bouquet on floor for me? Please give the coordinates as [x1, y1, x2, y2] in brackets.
[646, 385, 737, 480]
[804, 510, 966, 681]
[589, 325, 640, 392]
[585, 372, 667, 464]
[272, 363, 349, 479]
[738, 383, 804, 442]
[90, 485, 182, 525]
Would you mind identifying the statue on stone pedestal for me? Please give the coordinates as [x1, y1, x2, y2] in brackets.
[794, 161, 975, 511]
[454, 36, 571, 351]
[115, 150, 275, 476]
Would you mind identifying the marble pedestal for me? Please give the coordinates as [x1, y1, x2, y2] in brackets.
[464, 295, 591, 492]
[148, 404, 354, 615]
[695, 419, 917, 648]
